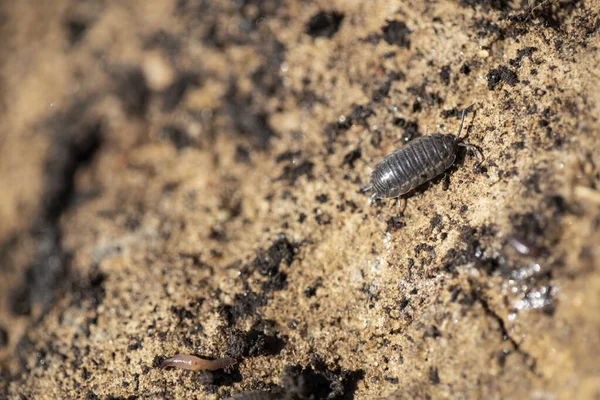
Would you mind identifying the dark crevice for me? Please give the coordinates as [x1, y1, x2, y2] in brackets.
[471, 288, 538, 373]
[223, 81, 278, 150]
[305, 11, 344, 38]
[9, 100, 103, 318]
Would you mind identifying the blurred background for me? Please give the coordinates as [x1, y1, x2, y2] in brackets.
[0, 0, 599, 399]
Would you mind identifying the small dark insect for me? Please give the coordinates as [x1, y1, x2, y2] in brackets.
[364, 105, 482, 204]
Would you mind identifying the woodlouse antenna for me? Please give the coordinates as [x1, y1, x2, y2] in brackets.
[455, 104, 474, 141]
[527, 0, 553, 22]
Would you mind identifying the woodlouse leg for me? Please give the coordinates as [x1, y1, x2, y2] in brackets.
[368, 193, 377, 205]
[442, 173, 451, 191]
[396, 197, 407, 213]
[459, 143, 484, 169]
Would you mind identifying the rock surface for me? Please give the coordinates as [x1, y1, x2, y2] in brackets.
[0, 0, 599, 399]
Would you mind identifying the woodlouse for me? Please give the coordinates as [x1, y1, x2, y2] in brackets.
[365, 105, 482, 203]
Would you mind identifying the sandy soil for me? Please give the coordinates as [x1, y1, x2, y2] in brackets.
[0, 0, 599, 399]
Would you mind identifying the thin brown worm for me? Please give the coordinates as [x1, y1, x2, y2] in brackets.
[160, 354, 237, 371]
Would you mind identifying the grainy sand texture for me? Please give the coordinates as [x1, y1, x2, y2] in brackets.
[0, 0, 599, 399]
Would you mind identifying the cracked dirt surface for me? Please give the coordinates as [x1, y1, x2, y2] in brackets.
[0, 0, 599, 399]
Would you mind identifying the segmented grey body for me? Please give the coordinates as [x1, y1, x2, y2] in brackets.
[370, 134, 457, 199]
[367, 106, 480, 200]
